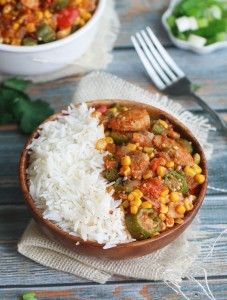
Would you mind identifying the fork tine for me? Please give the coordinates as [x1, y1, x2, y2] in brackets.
[146, 27, 185, 78]
[136, 32, 172, 86]
[131, 36, 165, 90]
[140, 30, 177, 81]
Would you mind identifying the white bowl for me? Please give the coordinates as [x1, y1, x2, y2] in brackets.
[0, 0, 106, 75]
[162, 0, 227, 54]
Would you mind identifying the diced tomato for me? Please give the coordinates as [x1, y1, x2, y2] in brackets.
[106, 143, 116, 155]
[56, 6, 79, 29]
[96, 105, 108, 114]
[150, 157, 166, 172]
[103, 156, 117, 169]
[140, 178, 164, 199]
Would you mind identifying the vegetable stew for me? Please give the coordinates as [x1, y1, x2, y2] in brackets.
[0, 0, 97, 46]
[94, 103, 206, 240]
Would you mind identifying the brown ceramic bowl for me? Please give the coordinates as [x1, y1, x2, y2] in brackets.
[19, 100, 208, 259]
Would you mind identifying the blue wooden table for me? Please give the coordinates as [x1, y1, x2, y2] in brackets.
[1, 1, 227, 299]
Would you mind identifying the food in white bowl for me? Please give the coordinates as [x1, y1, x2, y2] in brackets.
[162, 0, 227, 54]
[0, 0, 106, 75]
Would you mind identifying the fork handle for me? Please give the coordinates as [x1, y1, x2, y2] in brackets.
[189, 91, 227, 133]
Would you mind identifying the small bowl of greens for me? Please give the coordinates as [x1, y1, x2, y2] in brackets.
[162, 0, 227, 54]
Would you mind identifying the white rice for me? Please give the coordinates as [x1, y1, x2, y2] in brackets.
[27, 103, 133, 248]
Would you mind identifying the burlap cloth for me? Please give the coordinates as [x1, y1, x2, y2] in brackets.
[18, 72, 216, 298]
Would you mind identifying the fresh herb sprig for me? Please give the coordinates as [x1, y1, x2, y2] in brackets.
[0, 78, 54, 134]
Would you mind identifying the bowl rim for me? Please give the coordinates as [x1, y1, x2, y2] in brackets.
[19, 99, 208, 250]
[162, 0, 227, 54]
[0, 0, 106, 53]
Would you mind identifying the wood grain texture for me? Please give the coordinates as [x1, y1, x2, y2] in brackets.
[1, 279, 227, 300]
[115, 0, 171, 47]
[20, 48, 227, 112]
[0, 194, 226, 286]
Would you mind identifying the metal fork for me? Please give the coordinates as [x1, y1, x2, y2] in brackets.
[131, 26, 227, 133]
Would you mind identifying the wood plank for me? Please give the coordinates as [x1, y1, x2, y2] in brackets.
[0, 194, 226, 286]
[19, 48, 227, 112]
[0, 279, 227, 300]
[115, 0, 171, 48]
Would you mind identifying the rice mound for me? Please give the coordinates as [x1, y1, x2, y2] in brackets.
[27, 103, 133, 248]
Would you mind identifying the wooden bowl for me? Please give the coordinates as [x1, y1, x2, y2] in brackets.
[19, 100, 208, 259]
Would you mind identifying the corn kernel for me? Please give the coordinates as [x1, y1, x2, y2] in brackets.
[121, 155, 131, 166]
[159, 196, 168, 204]
[56, 27, 71, 39]
[126, 143, 137, 151]
[105, 137, 114, 144]
[92, 111, 101, 118]
[193, 164, 202, 174]
[161, 222, 167, 231]
[44, 10, 52, 18]
[184, 198, 193, 211]
[149, 152, 155, 159]
[26, 23, 36, 33]
[130, 205, 138, 214]
[166, 161, 174, 168]
[141, 201, 152, 209]
[166, 216, 174, 228]
[143, 147, 154, 154]
[194, 174, 205, 184]
[131, 197, 142, 207]
[12, 23, 19, 31]
[175, 204, 186, 215]
[128, 193, 134, 201]
[175, 218, 184, 224]
[96, 138, 107, 151]
[157, 166, 166, 177]
[35, 11, 43, 21]
[18, 16, 25, 24]
[159, 213, 166, 221]
[160, 204, 168, 214]
[131, 189, 143, 198]
[170, 192, 180, 202]
[3, 4, 12, 14]
[159, 120, 168, 128]
[109, 107, 117, 113]
[184, 166, 196, 177]
[193, 153, 201, 165]
[143, 170, 153, 180]
[106, 186, 114, 193]
[122, 200, 129, 208]
[160, 188, 169, 197]
[81, 10, 91, 21]
[120, 166, 131, 177]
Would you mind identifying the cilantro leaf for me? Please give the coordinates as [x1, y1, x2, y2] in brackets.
[3, 78, 31, 92]
[0, 88, 30, 124]
[13, 97, 54, 134]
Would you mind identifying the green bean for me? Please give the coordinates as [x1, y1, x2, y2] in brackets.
[52, 0, 69, 11]
[37, 24, 56, 43]
[22, 37, 38, 46]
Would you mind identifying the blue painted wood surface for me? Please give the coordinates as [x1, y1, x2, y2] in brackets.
[0, 1, 227, 299]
